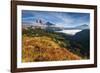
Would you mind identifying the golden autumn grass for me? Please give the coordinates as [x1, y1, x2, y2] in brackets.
[22, 35, 81, 62]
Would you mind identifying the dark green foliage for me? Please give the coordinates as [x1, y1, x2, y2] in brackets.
[70, 29, 90, 58]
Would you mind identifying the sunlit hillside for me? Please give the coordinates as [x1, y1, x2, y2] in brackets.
[22, 35, 81, 62]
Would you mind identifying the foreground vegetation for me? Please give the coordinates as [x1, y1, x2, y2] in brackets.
[22, 36, 81, 62]
[22, 27, 89, 62]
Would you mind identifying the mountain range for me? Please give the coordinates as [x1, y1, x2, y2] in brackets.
[75, 24, 89, 29]
[22, 19, 89, 30]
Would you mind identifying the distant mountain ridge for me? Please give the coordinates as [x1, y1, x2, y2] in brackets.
[75, 24, 89, 29]
[45, 22, 54, 26]
[22, 19, 89, 31]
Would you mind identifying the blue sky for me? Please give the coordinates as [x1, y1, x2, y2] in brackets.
[22, 10, 90, 27]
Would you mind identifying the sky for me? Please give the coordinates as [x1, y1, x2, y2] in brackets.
[22, 10, 90, 28]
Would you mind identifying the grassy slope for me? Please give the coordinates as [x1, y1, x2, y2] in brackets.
[22, 35, 81, 62]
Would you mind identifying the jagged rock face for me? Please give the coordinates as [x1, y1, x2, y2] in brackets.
[36, 19, 43, 24]
[23, 19, 55, 29]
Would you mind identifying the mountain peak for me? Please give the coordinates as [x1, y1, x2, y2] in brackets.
[46, 22, 54, 26]
[75, 24, 89, 29]
[81, 24, 88, 26]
